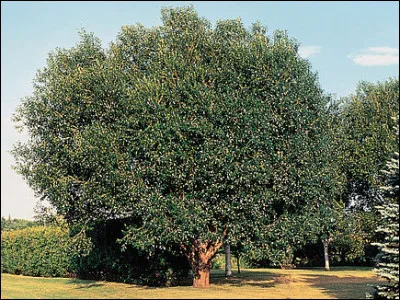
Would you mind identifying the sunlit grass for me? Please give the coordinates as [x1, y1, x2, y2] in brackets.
[1, 267, 384, 299]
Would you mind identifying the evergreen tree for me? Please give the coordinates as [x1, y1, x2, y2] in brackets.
[371, 117, 399, 299]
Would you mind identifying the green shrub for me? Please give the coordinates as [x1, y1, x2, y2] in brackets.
[1, 225, 71, 277]
[1, 220, 190, 287]
[72, 219, 190, 287]
[212, 254, 224, 270]
[211, 252, 251, 271]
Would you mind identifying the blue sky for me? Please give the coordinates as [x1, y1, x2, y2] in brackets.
[1, 1, 399, 220]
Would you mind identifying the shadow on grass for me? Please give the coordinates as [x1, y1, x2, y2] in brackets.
[303, 274, 384, 299]
[65, 270, 280, 290]
[65, 279, 105, 289]
[173, 269, 282, 289]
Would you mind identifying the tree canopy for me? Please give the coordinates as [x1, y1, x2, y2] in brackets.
[12, 6, 340, 287]
[337, 78, 399, 211]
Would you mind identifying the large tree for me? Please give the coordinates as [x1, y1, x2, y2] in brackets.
[12, 6, 331, 287]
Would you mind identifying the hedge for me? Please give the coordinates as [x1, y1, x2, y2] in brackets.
[1, 225, 72, 277]
[1, 221, 190, 286]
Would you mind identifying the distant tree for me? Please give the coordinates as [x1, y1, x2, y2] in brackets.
[331, 79, 399, 273]
[370, 117, 399, 300]
[224, 241, 232, 277]
[306, 204, 368, 270]
[12, 6, 334, 287]
[338, 78, 399, 211]
[251, 204, 345, 270]
[245, 81, 398, 271]
[328, 210, 368, 265]
[1, 217, 6, 231]
[1, 216, 37, 231]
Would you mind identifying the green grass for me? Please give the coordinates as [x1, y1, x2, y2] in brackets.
[1, 267, 384, 299]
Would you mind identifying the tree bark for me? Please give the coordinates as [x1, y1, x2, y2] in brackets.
[193, 269, 210, 288]
[225, 242, 232, 277]
[182, 239, 224, 288]
[237, 255, 241, 274]
[323, 239, 330, 271]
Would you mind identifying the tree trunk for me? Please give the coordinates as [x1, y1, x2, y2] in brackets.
[193, 269, 210, 288]
[237, 255, 241, 274]
[182, 239, 224, 288]
[323, 239, 330, 271]
[225, 242, 232, 277]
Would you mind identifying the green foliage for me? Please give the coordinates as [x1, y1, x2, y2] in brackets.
[247, 202, 375, 268]
[328, 79, 399, 275]
[11, 6, 333, 266]
[1, 216, 38, 231]
[72, 219, 189, 287]
[329, 212, 369, 264]
[1, 220, 189, 287]
[276, 79, 399, 271]
[9, 6, 399, 287]
[1, 225, 72, 277]
[211, 252, 250, 270]
[338, 78, 399, 210]
[250, 213, 311, 268]
[370, 118, 399, 300]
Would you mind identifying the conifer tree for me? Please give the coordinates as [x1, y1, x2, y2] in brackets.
[371, 117, 399, 299]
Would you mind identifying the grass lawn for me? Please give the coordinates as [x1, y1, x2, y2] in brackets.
[1, 267, 384, 299]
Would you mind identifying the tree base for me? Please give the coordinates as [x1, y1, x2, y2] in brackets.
[193, 270, 210, 288]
